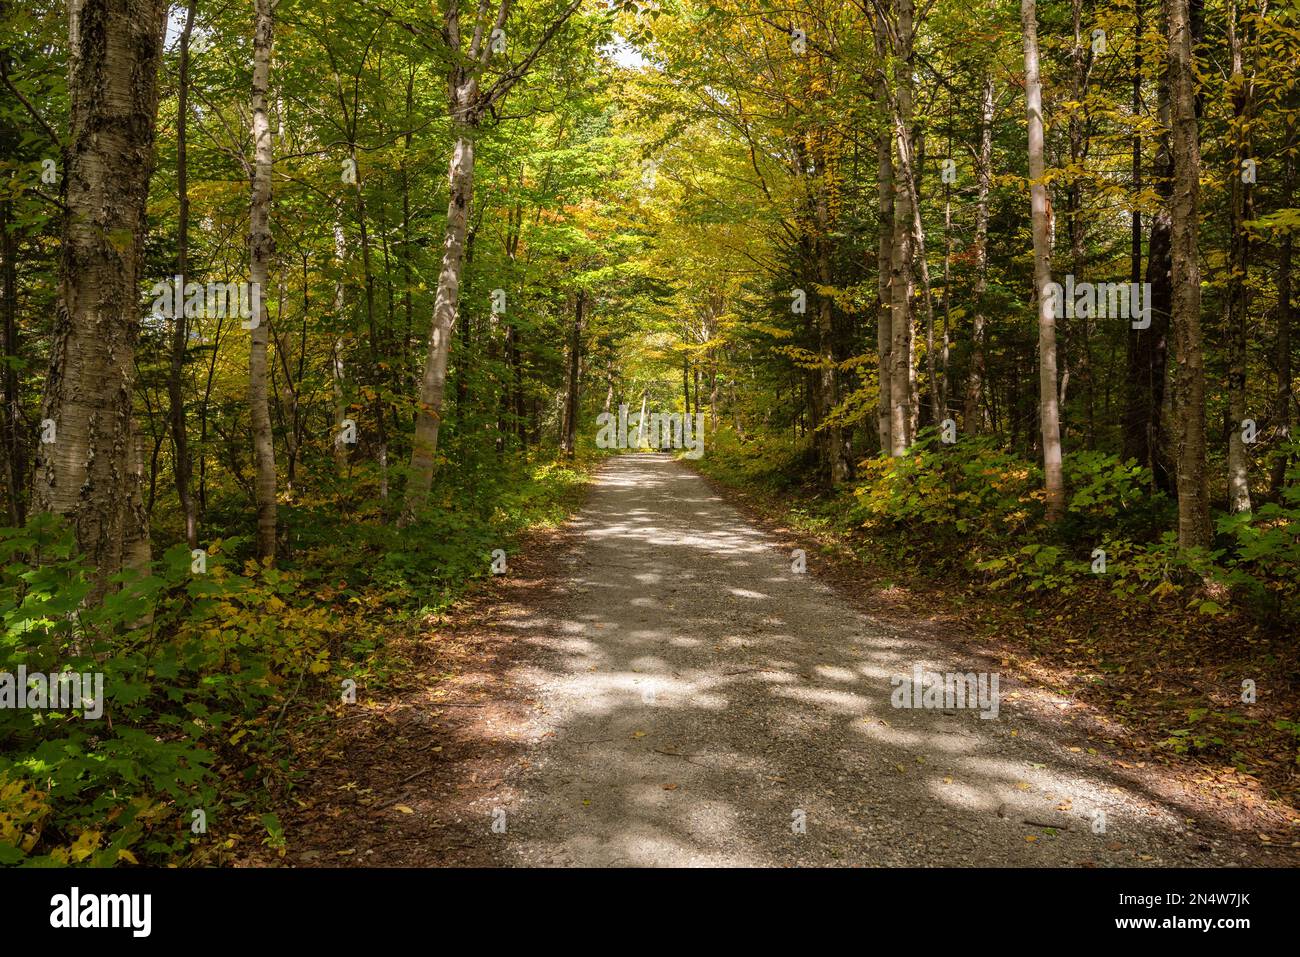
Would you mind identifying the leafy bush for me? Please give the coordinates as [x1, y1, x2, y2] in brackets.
[0, 452, 593, 866]
[1061, 449, 1172, 542]
[287, 457, 590, 616]
[850, 430, 1042, 550]
[0, 516, 343, 866]
[699, 429, 813, 493]
[1214, 463, 1300, 628]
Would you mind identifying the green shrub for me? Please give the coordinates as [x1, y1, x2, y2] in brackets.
[0, 516, 340, 866]
[700, 428, 813, 492]
[850, 430, 1042, 549]
[1214, 461, 1300, 628]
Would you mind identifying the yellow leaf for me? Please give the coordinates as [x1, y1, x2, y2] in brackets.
[70, 829, 101, 863]
[117, 849, 139, 865]
[394, 805, 414, 815]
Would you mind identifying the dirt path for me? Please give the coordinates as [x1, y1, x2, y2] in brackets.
[265, 453, 1283, 868]
[469, 454, 1257, 867]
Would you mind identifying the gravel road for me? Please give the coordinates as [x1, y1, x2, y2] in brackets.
[486, 454, 1245, 867]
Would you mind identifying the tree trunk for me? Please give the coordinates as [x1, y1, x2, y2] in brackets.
[709, 364, 718, 434]
[560, 288, 583, 458]
[1, 197, 23, 526]
[940, 125, 952, 420]
[1022, 0, 1066, 521]
[33, 0, 166, 597]
[873, 8, 894, 454]
[1067, 0, 1096, 447]
[331, 223, 350, 476]
[1124, 0, 1173, 490]
[965, 74, 994, 433]
[683, 354, 691, 412]
[891, 95, 939, 431]
[1271, 120, 1294, 495]
[401, 68, 416, 396]
[1168, 0, 1212, 549]
[169, 0, 198, 548]
[814, 177, 850, 483]
[887, 0, 916, 457]
[348, 142, 390, 500]
[248, 0, 277, 560]
[403, 126, 475, 521]
[1225, 0, 1252, 513]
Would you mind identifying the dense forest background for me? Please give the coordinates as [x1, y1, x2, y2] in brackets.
[1, 0, 1298, 865]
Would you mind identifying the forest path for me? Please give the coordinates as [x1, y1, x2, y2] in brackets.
[482, 454, 1233, 867]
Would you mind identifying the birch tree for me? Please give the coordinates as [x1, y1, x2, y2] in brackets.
[401, 0, 583, 523]
[886, 0, 916, 457]
[249, 0, 277, 559]
[33, 0, 168, 595]
[1021, 0, 1065, 521]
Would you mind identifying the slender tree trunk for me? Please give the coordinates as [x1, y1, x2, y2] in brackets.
[1124, 0, 1154, 475]
[814, 176, 850, 483]
[1067, 0, 1096, 446]
[1168, 0, 1212, 549]
[1, 198, 23, 526]
[1022, 0, 1066, 521]
[1125, 0, 1174, 489]
[33, 0, 166, 596]
[909, 130, 923, 443]
[709, 364, 718, 434]
[940, 123, 952, 419]
[248, 0, 277, 560]
[332, 223, 350, 476]
[169, 0, 198, 548]
[891, 100, 939, 430]
[965, 74, 994, 432]
[401, 68, 416, 395]
[1271, 120, 1294, 495]
[403, 124, 475, 522]
[874, 8, 894, 454]
[887, 0, 916, 457]
[1225, 0, 1253, 513]
[683, 354, 691, 412]
[348, 142, 389, 500]
[560, 288, 583, 458]
[513, 324, 526, 447]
